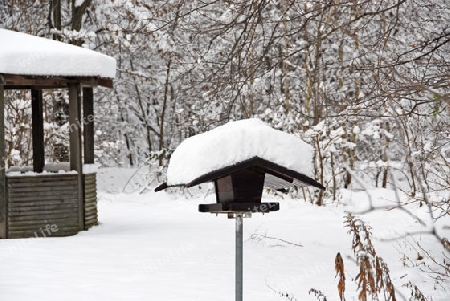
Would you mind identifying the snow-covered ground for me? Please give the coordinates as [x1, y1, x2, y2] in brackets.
[0, 167, 448, 301]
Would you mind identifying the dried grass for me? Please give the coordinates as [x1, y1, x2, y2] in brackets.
[345, 213, 397, 301]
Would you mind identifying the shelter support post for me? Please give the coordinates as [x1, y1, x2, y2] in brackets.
[82, 87, 94, 164]
[31, 89, 44, 173]
[0, 78, 6, 238]
[69, 84, 85, 230]
[236, 214, 243, 301]
[69, 84, 82, 171]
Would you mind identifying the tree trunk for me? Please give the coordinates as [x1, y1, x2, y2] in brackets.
[129, 57, 154, 157]
[159, 59, 172, 166]
[382, 122, 390, 188]
[315, 135, 324, 206]
[71, 0, 92, 46]
[283, 0, 290, 115]
[52, 0, 61, 41]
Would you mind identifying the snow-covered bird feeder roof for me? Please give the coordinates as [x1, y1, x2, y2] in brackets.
[0, 28, 115, 87]
[156, 118, 324, 192]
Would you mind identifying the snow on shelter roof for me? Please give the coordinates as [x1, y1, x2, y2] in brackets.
[0, 28, 116, 79]
[166, 118, 317, 187]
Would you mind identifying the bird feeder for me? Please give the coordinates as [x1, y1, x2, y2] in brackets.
[196, 157, 323, 216]
[155, 119, 324, 301]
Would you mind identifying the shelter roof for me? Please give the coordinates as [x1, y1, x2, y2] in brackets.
[0, 29, 115, 83]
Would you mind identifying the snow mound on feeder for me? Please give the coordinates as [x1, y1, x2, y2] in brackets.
[167, 118, 313, 186]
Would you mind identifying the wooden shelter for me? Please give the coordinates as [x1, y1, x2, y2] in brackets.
[0, 29, 116, 238]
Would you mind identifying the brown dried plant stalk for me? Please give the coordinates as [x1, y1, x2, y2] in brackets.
[345, 213, 397, 301]
[335, 252, 346, 301]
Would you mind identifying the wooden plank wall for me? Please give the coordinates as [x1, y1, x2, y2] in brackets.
[7, 174, 79, 238]
[84, 173, 98, 229]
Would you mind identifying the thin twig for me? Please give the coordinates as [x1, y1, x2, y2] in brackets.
[250, 233, 303, 247]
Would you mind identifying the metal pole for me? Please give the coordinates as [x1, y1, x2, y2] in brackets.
[236, 214, 243, 301]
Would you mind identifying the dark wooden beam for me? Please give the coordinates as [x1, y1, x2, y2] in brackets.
[2, 74, 98, 90]
[69, 84, 85, 230]
[0, 79, 6, 238]
[82, 87, 94, 164]
[4, 74, 76, 89]
[98, 78, 113, 89]
[198, 202, 279, 213]
[31, 89, 45, 173]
